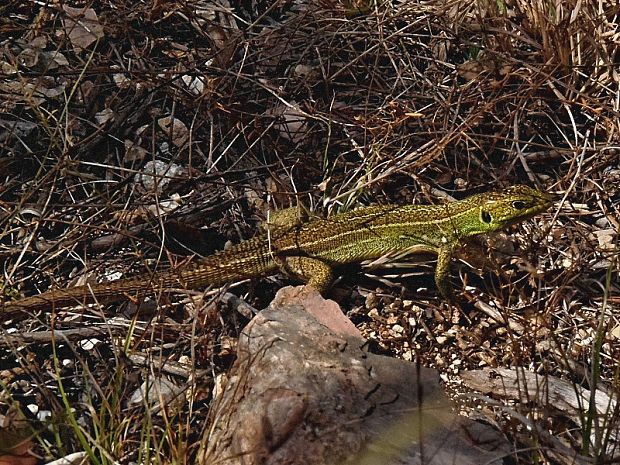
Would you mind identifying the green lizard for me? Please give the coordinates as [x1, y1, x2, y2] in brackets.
[1, 184, 553, 315]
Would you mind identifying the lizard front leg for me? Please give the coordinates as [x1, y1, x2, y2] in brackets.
[277, 256, 334, 294]
[435, 244, 458, 303]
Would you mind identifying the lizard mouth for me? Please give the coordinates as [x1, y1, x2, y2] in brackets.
[539, 191, 556, 210]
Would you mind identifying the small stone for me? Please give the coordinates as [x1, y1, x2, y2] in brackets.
[365, 292, 378, 309]
[594, 217, 610, 228]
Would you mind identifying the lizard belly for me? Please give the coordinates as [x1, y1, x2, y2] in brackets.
[308, 234, 440, 265]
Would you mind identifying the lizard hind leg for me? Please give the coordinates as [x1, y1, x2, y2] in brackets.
[278, 256, 334, 295]
[260, 205, 313, 233]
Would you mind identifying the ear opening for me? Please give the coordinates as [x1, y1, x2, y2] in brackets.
[481, 210, 492, 223]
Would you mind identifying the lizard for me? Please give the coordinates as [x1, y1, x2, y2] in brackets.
[1, 184, 553, 317]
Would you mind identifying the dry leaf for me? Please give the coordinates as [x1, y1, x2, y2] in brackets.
[62, 6, 104, 52]
[0, 403, 35, 463]
[267, 103, 309, 143]
[124, 139, 149, 163]
[0, 80, 66, 106]
[95, 108, 114, 125]
[157, 116, 190, 147]
[45, 51, 69, 68]
[593, 228, 616, 251]
[112, 68, 131, 89]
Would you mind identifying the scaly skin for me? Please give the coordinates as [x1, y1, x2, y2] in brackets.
[1, 185, 553, 316]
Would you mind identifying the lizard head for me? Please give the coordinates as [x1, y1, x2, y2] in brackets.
[472, 184, 554, 234]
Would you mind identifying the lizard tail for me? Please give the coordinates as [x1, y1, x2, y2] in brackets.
[1, 248, 278, 316]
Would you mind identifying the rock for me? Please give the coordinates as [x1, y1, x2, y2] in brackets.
[199, 286, 513, 465]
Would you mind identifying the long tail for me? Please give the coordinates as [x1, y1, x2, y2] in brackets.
[2, 238, 278, 316]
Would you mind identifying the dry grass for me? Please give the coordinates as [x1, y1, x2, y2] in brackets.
[0, 0, 619, 463]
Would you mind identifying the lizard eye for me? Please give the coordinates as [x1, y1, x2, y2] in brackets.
[512, 200, 528, 210]
[481, 210, 492, 223]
